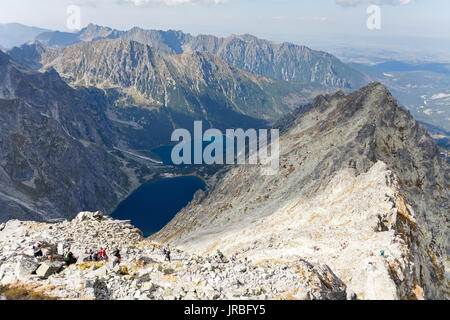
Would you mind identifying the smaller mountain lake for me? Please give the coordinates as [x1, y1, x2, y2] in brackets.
[111, 176, 206, 237]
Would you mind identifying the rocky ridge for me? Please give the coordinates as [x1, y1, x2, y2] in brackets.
[153, 83, 449, 300]
[0, 211, 348, 300]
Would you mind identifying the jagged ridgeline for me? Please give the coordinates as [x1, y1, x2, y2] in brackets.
[13, 23, 367, 89]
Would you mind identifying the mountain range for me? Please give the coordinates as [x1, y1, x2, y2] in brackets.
[0, 36, 330, 221]
[8, 38, 336, 152]
[12, 23, 367, 90]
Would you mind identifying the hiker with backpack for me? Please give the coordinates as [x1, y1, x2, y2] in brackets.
[44, 244, 56, 262]
[32, 243, 43, 258]
[164, 244, 171, 262]
[63, 248, 77, 266]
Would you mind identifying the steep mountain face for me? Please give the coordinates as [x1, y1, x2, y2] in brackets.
[0, 50, 133, 222]
[153, 83, 449, 300]
[7, 42, 47, 70]
[182, 33, 366, 89]
[120, 27, 190, 54]
[27, 24, 366, 89]
[39, 39, 314, 122]
[0, 23, 50, 49]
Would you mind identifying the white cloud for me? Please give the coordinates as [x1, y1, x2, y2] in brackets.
[335, 0, 412, 7]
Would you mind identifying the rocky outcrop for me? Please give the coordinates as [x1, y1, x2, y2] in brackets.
[153, 83, 449, 300]
[0, 211, 348, 300]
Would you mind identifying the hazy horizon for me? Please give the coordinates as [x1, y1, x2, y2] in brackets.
[1, 0, 449, 40]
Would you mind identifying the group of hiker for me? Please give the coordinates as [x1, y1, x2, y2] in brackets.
[86, 247, 121, 265]
[27, 242, 121, 267]
[231, 252, 247, 263]
[29, 242, 242, 268]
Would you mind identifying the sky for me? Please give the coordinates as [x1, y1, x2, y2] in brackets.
[0, 0, 449, 43]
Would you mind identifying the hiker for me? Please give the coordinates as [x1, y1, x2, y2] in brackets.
[33, 243, 43, 258]
[45, 245, 55, 262]
[164, 244, 171, 262]
[88, 249, 98, 262]
[112, 247, 121, 265]
[64, 248, 77, 266]
[98, 248, 107, 261]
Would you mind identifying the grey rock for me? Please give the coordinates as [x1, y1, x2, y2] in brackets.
[36, 261, 63, 278]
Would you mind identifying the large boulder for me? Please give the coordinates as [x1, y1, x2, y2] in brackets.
[36, 261, 64, 278]
[140, 281, 157, 293]
[15, 258, 40, 279]
[86, 266, 108, 279]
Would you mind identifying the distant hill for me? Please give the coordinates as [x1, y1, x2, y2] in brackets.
[374, 60, 450, 75]
[347, 62, 385, 79]
[0, 23, 51, 48]
[32, 23, 124, 48]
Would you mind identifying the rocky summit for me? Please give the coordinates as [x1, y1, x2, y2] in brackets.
[0, 211, 348, 300]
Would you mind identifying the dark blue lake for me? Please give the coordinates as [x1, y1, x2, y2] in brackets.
[152, 136, 242, 166]
[111, 176, 206, 237]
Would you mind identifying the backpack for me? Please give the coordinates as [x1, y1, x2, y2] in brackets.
[64, 252, 71, 262]
[162, 248, 167, 255]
